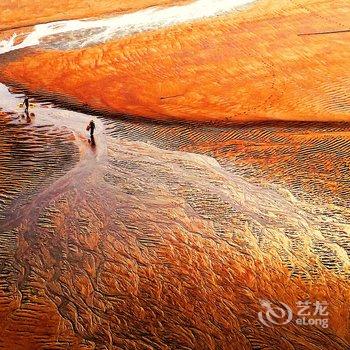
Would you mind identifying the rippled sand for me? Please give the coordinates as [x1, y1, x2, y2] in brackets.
[1, 0, 349, 122]
[0, 84, 349, 349]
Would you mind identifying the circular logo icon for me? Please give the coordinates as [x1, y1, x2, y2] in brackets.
[258, 299, 293, 327]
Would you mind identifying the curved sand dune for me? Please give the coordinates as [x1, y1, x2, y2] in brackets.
[0, 0, 349, 122]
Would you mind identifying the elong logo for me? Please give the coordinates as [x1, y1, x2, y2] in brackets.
[258, 299, 329, 328]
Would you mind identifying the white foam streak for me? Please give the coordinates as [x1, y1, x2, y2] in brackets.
[0, 0, 254, 54]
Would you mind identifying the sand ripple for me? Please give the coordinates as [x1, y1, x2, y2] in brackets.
[0, 114, 79, 222]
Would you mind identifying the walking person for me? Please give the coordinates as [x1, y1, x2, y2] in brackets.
[86, 120, 96, 145]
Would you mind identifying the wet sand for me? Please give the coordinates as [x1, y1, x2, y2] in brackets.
[0, 83, 349, 349]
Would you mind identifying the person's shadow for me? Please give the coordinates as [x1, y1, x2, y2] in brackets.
[89, 135, 96, 148]
[25, 109, 31, 123]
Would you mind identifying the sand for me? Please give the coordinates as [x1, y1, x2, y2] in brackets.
[0, 0, 349, 348]
[0, 0, 349, 122]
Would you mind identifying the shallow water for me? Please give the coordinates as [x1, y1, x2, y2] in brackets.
[0, 0, 255, 53]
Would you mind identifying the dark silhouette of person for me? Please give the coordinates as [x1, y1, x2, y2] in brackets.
[24, 96, 29, 116]
[87, 120, 96, 145]
[87, 120, 95, 136]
